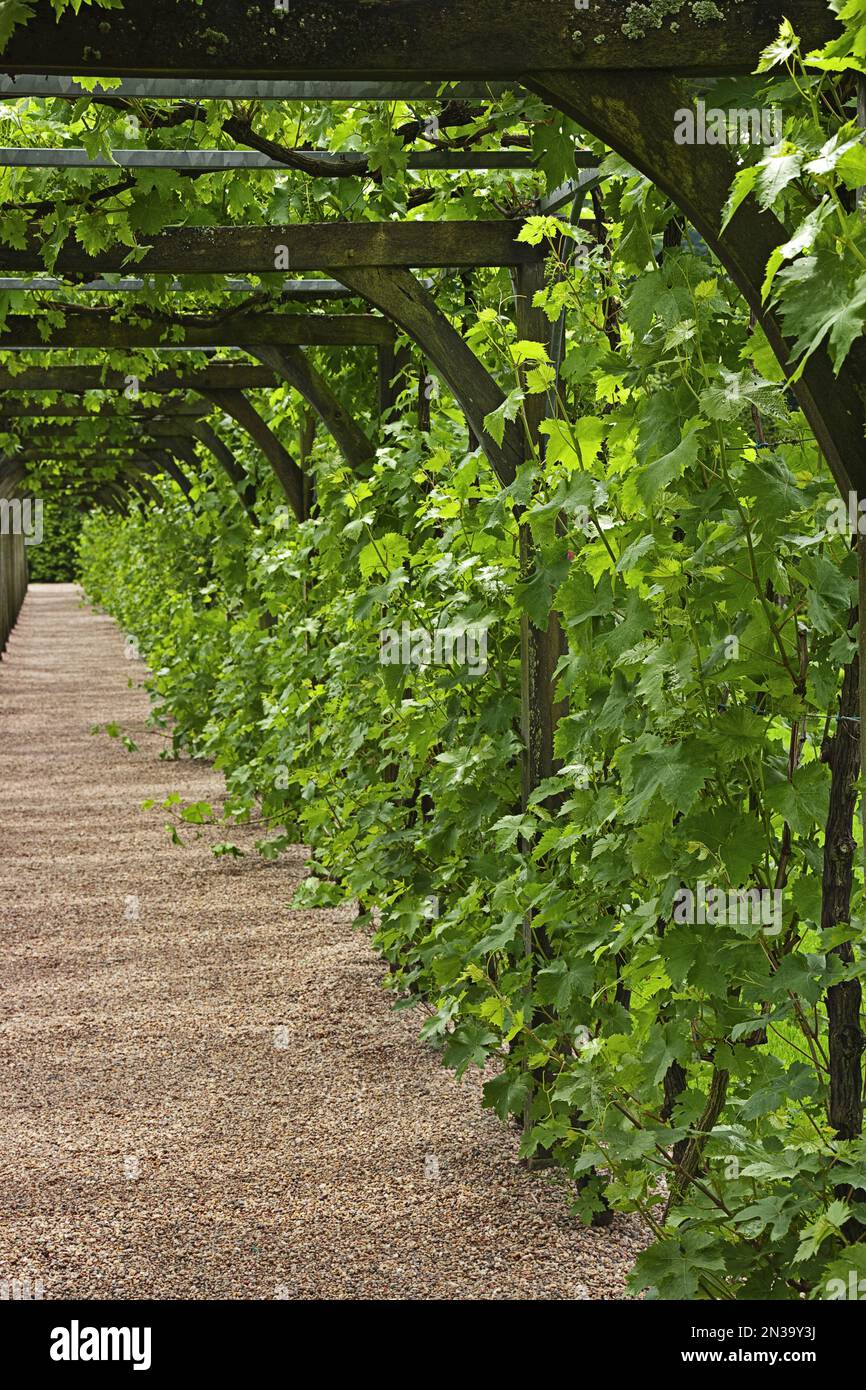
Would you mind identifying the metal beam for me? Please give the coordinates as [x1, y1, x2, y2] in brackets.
[0, 276, 427, 296]
[539, 168, 602, 214]
[0, 221, 536, 274]
[0, 402, 205, 418]
[0, 2, 837, 78]
[0, 146, 538, 172]
[0, 366, 279, 392]
[0, 75, 510, 101]
[0, 312, 395, 348]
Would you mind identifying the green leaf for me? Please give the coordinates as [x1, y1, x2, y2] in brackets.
[765, 762, 830, 836]
[636, 425, 703, 504]
[443, 1023, 499, 1078]
[630, 1232, 725, 1300]
[774, 252, 866, 374]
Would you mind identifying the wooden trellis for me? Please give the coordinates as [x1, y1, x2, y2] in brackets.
[0, 1, 858, 696]
[0, 0, 862, 1146]
[0, 0, 860, 794]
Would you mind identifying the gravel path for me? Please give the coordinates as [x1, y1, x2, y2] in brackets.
[0, 583, 644, 1300]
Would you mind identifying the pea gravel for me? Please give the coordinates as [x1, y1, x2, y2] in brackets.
[0, 583, 645, 1300]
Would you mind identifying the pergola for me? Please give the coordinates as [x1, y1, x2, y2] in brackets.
[0, 0, 859, 785]
[0, 0, 861, 1157]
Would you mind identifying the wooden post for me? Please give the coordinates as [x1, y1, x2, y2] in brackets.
[378, 344, 395, 420]
[823, 73, 866, 1150]
[417, 359, 431, 434]
[512, 259, 567, 814]
[378, 342, 412, 427]
[858, 74, 866, 879]
[0, 470, 29, 657]
[512, 257, 565, 1160]
[823, 637, 863, 1141]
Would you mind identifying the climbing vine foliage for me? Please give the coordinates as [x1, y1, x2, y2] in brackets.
[9, 1, 864, 1297]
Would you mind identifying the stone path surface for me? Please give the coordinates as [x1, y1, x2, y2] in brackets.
[0, 583, 643, 1300]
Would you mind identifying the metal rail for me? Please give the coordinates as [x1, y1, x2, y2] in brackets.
[0, 76, 511, 102]
[0, 146, 541, 171]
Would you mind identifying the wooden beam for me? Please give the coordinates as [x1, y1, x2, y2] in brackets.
[2, 421, 201, 445]
[0, 222, 537, 275]
[335, 266, 524, 485]
[0, 366, 279, 392]
[141, 450, 194, 499]
[0, 2, 836, 78]
[0, 313, 394, 348]
[252, 346, 374, 474]
[191, 420, 259, 521]
[197, 388, 306, 522]
[10, 446, 172, 461]
[529, 71, 866, 501]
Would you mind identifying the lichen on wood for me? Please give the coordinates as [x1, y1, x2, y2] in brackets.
[620, 0, 744, 41]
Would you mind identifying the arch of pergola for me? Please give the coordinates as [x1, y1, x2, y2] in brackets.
[0, 0, 859, 791]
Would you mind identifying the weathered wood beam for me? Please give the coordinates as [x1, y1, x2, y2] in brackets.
[0, 313, 394, 348]
[119, 469, 163, 507]
[529, 71, 866, 501]
[140, 450, 194, 499]
[3, 421, 201, 443]
[153, 440, 246, 515]
[191, 420, 259, 521]
[91, 485, 129, 517]
[198, 388, 306, 522]
[251, 346, 375, 474]
[0, 222, 535, 275]
[8, 451, 196, 511]
[0, 366, 278, 392]
[0, 2, 836, 78]
[335, 266, 524, 485]
[9, 446, 172, 462]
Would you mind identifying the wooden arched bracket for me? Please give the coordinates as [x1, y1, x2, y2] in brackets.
[527, 70, 866, 501]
